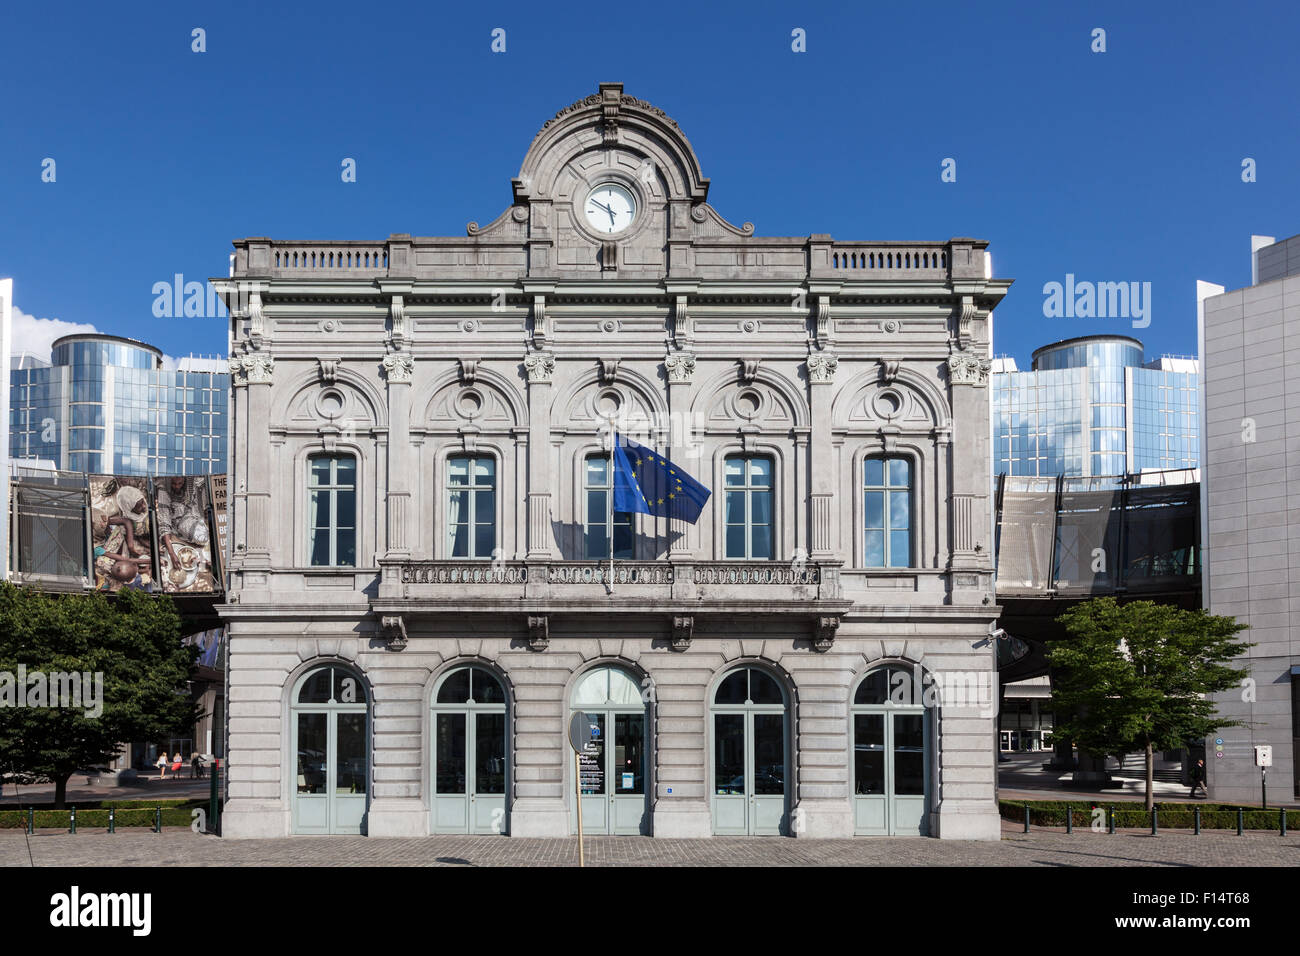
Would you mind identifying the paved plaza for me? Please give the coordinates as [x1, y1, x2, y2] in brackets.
[1, 819, 1295, 867]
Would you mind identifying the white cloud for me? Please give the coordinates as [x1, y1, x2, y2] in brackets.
[10, 307, 98, 366]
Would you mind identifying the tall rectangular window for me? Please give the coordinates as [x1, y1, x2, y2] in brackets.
[447, 455, 496, 558]
[584, 455, 632, 559]
[308, 454, 356, 567]
[723, 456, 773, 559]
[864, 457, 911, 568]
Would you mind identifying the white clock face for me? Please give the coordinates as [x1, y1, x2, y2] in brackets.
[584, 183, 636, 234]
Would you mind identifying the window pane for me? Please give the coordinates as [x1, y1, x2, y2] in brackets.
[436, 713, 466, 793]
[312, 492, 331, 528]
[336, 529, 356, 567]
[474, 525, 494, 559]
[864, 530, 885, 567]
[724, 458, 744, 485]
[438, 668, 471, 704]
[889, 491, 909, 528]
[475, 712, 506, 795]
[473, 458, 495, 481]
[336, 490, 356, 529]
[470, 668, 505, 704]
[586, 526, 609, 559]
[751, 490, 772, 525]
[854, 714, 885, 795]
[750, 524, 772, 560]
[586, 457, 608, 485]
[613, 522, 633, 560]
[296, 713, 327, 793]
[864, 491, 883, 529]
[309, 529, 331, 566]
[448, 457, 469, 484]
[449, 523, 469, 558]
[888, 458, 910, 487]
[854, 669, 889, 705]
[714, 670, 747, 704]
[749, 669, 783, 704]
[614, 713, 644, 795]
[889, 530, 910, 568]
[725, 525, 746, 558]
[864, 458, 884, 486]
[894, 713, 925, 796]
[475, 489, 495, 523]
[724, 490, 745, 523]
[310, 458, 331, 486]
[298, 667, 332, 704]
[753, 714, 785, 794]
[714, 713, 745, 794]
[335, 712, 367, 795]
[587, 490, 606, 525]
[749, 458, 771, 483]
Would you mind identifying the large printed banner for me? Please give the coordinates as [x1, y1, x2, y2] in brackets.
[152, 475, 217, 594]
[89, 475, 155, 591]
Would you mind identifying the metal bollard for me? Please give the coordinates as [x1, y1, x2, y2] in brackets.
[154, 807, 161, 833]
[1151, 807, 1158, 835]
[208, 763, 221, 836]
[1024, 804, 1030, 833]
[108, 807, 115, 834]
[1066, 804, 1073, 834]
[69, 807, 76, 834]
[1282, 808, 1288, 837]
[1108, 806, 1115, 835]
[1194, 806, 1200, 835]
[1236, 808, 1243, 836]
[26, 807, 33, 834]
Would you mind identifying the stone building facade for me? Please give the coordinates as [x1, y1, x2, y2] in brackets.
[213, 83, 1011, 839]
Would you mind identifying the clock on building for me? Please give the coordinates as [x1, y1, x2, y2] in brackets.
[584, 183, 636, 234]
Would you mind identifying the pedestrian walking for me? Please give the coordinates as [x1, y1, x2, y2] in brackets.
[1189, 758, 1208, 798]
[156, 751, 170, 780]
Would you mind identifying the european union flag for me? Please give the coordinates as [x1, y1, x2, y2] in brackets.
[611, 434, 711, 524]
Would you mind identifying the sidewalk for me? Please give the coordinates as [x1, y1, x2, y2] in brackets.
[0, 772, 212, 807]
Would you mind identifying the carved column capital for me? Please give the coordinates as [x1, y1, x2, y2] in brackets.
[947, 348, 991, 387]
[806, 351, 838, 384]
[525, 351, 555, 383]
[382, 351, 414, 384]
[665, 351, 696, 383]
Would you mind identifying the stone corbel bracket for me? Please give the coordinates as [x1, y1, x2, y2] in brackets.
[380, 615, 408, 651]
[527, 615, 549, 651]
[812, 615, 840, 652]
[671, 615, 694, 651]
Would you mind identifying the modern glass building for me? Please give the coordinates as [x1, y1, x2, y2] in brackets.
[9, 333, 229, 475]
[991, 334, 1199, 479]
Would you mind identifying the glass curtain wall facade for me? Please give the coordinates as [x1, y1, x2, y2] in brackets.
[9, 334, 228, 476]
[991, 335, 1198, 480]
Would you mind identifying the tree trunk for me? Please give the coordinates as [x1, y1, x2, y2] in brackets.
[53, 773, 70, 809]
[1144, 740, 1154, 812]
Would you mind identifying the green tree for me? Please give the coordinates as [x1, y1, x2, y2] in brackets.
[1048, 597, 1251, 811]
[0, 582, 198, 807]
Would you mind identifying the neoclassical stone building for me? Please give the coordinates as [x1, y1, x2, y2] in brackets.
[214, 82, 1011, 840]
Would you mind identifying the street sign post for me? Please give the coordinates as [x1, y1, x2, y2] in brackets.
[1255, 745, 1272, 809]
[568, 712, 600, 867]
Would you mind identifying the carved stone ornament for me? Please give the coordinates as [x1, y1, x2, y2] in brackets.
[665, 351, 696, 383]
[532, 295, 551, 349]
[527, 615, 549, 651]
[812, 615, 840, 652]
[671, 615, 694, 651]
[319, 358, 339, 385]
[389, 294, 407, 350]
[599, 359, 620, 383]
[740, 359, 761, 384]
[673, 294, 693, 348]
[247, 290, 266, 348]
[459, 358, 479, 385]
[957, 294, 977, 348]
[806, 351, 839, 384]
[230, 351, 273, 386]
[380, 615, 408, 651]
[382, 351, 414, 384]
[880, 359, 901, 384]
[947, 348, 992, 387]
[524, 351, 555, 383]
[815, 294, 832, 346]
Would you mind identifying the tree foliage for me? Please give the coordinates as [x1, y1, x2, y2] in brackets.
[0, 582, 198, 807]
[1047, 598, 1251, 808]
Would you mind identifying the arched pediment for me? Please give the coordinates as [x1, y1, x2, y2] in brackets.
[552, 366, 667, 434]
[832, 367, 951, 432]
[691, 366, 809, 431]
[273, 367, 386, 431]
[413, 366, 527, 431]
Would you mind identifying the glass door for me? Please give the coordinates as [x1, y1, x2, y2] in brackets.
[710, 667, 788, 836]
[852, 666, 929, 836]
[432, 666, 508, 834]
[292, 665, 369, 836]
[570, 666, 649, 835]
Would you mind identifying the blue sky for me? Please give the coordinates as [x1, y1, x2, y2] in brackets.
[2, 0, 1297, 366]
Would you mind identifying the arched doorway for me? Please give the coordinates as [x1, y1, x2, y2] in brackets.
[431, 665, 508, 834]
[711, 665, 789, 835]
[852, 664, 930, 835]
[291, 663, 369, 835]
[569, 665, 648, 835]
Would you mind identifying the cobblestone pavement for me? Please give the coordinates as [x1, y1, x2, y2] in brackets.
[1, 819, 1296, 867]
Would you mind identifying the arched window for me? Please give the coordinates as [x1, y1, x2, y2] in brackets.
[431, 665, 508, 834]
[852, 664, 929, 836]
[723, 455, 773, 559]
[446, 455, 496, 558]
[710, 665, 789, 835]
[584, 455, 633, 559]
[291, 663, 368, 834]
[864, 456, 911, 568]
[308, 454, 356, 566]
